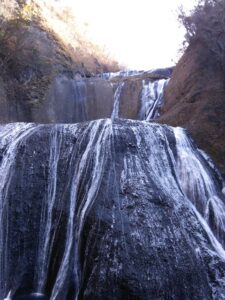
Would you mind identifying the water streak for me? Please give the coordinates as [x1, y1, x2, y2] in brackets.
[111, 82, 124, 120]
[0, 124, 36, 300]
[36, 126, 63, 292]
[50, 120, 112, 300]
[173, 127, 225, 252]
[3, 290, 11, 300]
[140, 79, 169, 120]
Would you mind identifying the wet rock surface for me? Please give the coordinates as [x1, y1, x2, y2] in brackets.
[0, 120, 225, 299]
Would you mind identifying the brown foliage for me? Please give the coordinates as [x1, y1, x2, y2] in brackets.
[0, 0, 38, 72]
[179, 0, 225, 70]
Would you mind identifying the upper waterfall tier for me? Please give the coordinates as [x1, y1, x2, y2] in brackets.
[0, 70, 170, 123]
[0, 119, 225, 300]
[100, 67, 173, 80]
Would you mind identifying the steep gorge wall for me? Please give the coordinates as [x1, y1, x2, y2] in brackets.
[0, 0, 120, 122]
[159, 41, 225, 176]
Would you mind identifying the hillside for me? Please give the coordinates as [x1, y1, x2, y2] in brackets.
[0, 0, 120, 121]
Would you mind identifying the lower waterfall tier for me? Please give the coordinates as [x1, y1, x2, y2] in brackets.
[0, 119, 225, 300]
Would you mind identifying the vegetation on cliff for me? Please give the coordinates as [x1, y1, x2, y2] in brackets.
[0, 0, 120, 121]
[0, 0, 119, 75]
[179, 0, 225, 71]
[161, 0, 225, 176]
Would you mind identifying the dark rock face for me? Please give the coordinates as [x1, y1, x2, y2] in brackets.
[0, 77, 9, 122]
[35, 76, 114, 123]
[116, 78, 142, 119]
[1, 120, 225, 300]
[159, 41, 225, 177]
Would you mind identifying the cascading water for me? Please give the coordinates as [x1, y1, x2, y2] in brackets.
[110, 77, 169, 121]
[100, 70, 144, 80]
[173, 127, 225, 248]
[98, 68, 171, 122]
[34, 69, 171, 124]
[1, 119, 225, 299]
[50, 120, 112, 300]
[139, 78, 169, 120]
[100, 67, 173, 80]
[111, 82, 124, 120]
[35, 126, 63, 293]
[0, 124, 37, 300]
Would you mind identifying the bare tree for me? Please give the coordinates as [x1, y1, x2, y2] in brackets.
[179, 0, 225, 70]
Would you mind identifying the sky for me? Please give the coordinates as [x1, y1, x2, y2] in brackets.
[56, 0, 197, 70]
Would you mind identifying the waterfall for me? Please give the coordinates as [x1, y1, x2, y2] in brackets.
[100, 70, 144, 80]
[0, 124, 36, 300]
[1, 120, 225, 299]
[3, 290, 11, 300]
[39, 71, 171, 124]
[173, 127, 225, 247]
[189, 202, 225, 260]
[139, 78, 169, 120]
[35, 126, 63, 293]
[50, 120, 112, 300]
[111, 78, 169, 121]
[111, 82, 124, 120]
[99, 67, 173, 80]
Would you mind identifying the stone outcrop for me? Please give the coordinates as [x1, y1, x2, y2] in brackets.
[159, 41, 225, 176]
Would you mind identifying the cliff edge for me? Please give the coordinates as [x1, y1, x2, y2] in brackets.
[159, 41, 225, 176]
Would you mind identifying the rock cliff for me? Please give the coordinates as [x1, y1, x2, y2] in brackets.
[159, 41, 225, 176]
